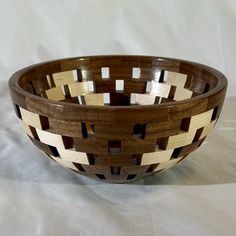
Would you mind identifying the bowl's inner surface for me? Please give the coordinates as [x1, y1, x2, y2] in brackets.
[18, 57, 218, 106]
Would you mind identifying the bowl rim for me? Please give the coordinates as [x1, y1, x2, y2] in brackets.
[8, 55, 228, 111]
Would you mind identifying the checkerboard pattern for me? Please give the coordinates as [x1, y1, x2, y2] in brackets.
[36, 69, 196, 105]
[13, 66, 220, 182]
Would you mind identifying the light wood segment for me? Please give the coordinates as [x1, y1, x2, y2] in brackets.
[36, 128, 65, 148]
[19, 120, 35, 138]
[173, 87, 193, 101]
[130, 93, 156, 105]
[30, 138, 58, 156]
[166, 130, 196, 149]
[57, 148, 89, 164]
[188, 109, 214, 131]
[146, 81, 171, 98]
[52, 71, 75, 86]
[164, 71, 187, 87]
[44, 87, 65, 101]
[154, 156, 183, 171]
[20, 107, 42, 129]
[141, 149, 173, 165]
[199, 120, 216, 139]
[83, 93, 104, 106]
[68, 82, 90, 97]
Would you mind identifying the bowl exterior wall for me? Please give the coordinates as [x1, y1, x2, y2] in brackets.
[9, 56, 227, 183]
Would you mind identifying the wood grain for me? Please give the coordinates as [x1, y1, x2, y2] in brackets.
[9, 55, 227, 183]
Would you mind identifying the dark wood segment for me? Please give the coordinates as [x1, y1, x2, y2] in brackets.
[93, 154, 136, 166]
[31, 76, 50, 95]
[73, 137, 108, 154]
[94, 80, 116, 93]
[123, 80, 147, 94]
[95, 123, 133, 140]
[48, 118, 83, 137]
[121, 137, 157, 154]
[146, 120, 181, 135]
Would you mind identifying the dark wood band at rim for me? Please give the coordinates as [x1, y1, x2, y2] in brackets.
[9, 55, 227, 123]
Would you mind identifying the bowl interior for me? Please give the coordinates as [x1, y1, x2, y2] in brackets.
[17, 56, 219, 106]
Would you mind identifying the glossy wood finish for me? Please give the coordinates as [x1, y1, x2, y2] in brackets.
[9, 55, 227, 183]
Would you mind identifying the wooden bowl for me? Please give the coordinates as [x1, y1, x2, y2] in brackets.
[9, 56, 227, 183]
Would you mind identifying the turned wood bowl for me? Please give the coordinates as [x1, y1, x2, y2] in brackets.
[9, 56, 227, 183]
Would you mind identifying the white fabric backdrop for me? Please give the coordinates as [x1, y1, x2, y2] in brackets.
[0, 0, 236, 235]
[1, 0, 236, 97]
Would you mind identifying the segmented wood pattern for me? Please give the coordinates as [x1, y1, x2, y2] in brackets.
[9, 55, 227, 183]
